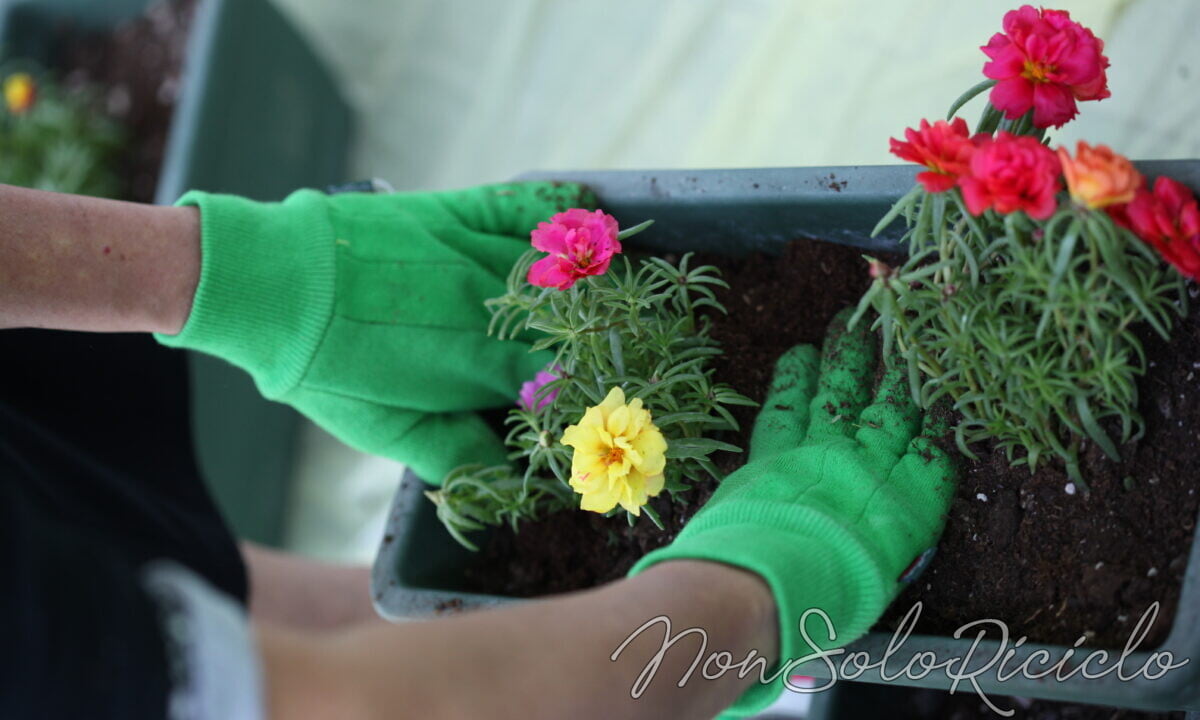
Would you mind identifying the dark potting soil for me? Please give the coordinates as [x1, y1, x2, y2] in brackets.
[52, 0, 197, 203]
[463, 238, 879, 595]
[466, 235, 1200, 658]
[879, 288, 1200, 649]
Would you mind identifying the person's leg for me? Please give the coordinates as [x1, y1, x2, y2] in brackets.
[257, 559, 778, 720]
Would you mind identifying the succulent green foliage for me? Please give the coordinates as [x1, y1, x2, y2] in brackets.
[424, 465, 575, 551]
[0, 66, 123, 197]
[854, 187, 1186, 485]
[434, 250, 754, 548]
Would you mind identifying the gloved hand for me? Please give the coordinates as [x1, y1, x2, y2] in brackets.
[156, 182, 594, 483]
[630, 309, 957, 715]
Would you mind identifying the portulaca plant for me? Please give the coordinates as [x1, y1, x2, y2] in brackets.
[857, 5, 1190, 485]
[0, 68, 123, 197]
[426, 208, 754, 549]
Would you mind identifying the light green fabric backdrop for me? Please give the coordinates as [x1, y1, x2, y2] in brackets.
[266, 0, 1200, 194]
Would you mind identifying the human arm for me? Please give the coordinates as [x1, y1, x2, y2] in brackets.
[241, 542, 381, 631]
[256, 559, 778, 720]
[0, 180, 593, 483]
[253, 312, 956, 719]
[0, 183, 199, 333]
[628, 309, 959, 714]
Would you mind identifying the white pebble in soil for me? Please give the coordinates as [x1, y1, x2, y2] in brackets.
[976, 492, 989, 502]
[1065, 482, 1077, 495]
[1148, 567, 1159, 578]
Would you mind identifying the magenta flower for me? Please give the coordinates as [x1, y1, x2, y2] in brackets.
[518, 368, 560, 412]
[981, 6, 1110, 129]
[527, 208, 622, 290]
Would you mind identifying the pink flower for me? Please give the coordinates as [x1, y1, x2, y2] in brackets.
[982, 5, 1110, 129]
[518, 367, 560, 412]
[1112, 177, 1200, 280]
[527, 208, 622, 290]
[889, 118, 985, 193]
[958, 132, 1062, 220]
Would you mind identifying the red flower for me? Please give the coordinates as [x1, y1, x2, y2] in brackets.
[958, 132, 1062, 220]
[982, 5, 1110, 129]
[890, 118, 984, 193]
[1114, 177, 1200, 280]
[527, 208, 622, 290]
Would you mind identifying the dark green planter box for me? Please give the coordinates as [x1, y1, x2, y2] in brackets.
[0, 0, 353, 545]
[373, 162, 1200, 713]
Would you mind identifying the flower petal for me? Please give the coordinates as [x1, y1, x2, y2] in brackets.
[606, 404, 630, 437]
[577, 480, 620, 514]
[530, 222, 569, 255]
[990, 77, 1034, 120]
[630, 427, 667, 476]
[527, 254, 577, 290]
[1032, 82, 1077, 129]
[597, 386, 626, 418]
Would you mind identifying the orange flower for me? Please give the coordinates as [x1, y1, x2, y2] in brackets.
[3, 73, 36, 114]
[1057, 141, 1142, 209]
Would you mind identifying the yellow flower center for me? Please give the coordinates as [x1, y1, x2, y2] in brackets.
[1022, 60, 1053, 83]
[602, 445, 625, 467]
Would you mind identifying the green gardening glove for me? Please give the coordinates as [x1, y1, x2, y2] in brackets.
[155, 182, 594, 483]
[630, 309, 957, 716]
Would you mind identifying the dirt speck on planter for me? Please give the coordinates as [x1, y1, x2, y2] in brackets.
[434, 598, 465, 615]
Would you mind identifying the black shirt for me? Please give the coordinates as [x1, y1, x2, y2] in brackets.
[0, 329, 246, 718]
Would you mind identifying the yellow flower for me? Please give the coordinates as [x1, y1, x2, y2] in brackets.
[3, 73, 35, 114]
[560, 386, 667, 515]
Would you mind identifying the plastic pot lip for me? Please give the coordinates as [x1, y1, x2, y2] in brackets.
[373, 162, 1200, 710]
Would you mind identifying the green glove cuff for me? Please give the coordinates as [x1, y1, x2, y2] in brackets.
[155, 190, 337, 399]
[629, 499, 891, 716]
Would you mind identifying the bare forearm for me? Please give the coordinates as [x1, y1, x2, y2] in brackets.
[260, 560, 779, 720]
[0, 184, 199, 333]
[242, 542, 381, 631]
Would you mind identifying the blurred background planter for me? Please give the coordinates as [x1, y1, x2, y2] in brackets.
[0, 0, 352, 546]
[373, 162, 1200, 714]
